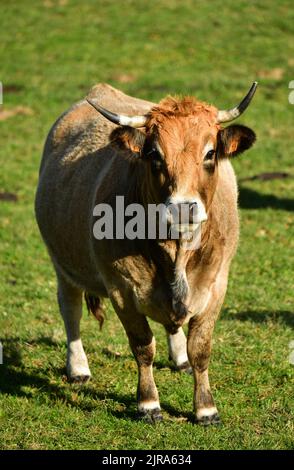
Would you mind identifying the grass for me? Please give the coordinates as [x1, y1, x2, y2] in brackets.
[0, 0, 294, 450]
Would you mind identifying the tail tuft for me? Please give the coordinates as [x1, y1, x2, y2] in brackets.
[84, 293, 105, 330]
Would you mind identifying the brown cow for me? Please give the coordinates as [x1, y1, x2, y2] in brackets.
[35, 82, 257, 425]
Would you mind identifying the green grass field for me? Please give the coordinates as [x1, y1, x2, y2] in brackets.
[0, 0, 293, 450]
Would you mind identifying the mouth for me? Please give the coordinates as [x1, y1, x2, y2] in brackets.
[171, 222, 202, 234]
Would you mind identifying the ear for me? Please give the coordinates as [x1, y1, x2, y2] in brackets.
[217, 125, 256, 158]
[109, 127, 145, 155]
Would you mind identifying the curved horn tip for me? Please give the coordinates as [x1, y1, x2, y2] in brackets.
[86, 99, 127, 126]
[86, 98, 99, 109]
[86, 99, 147, 128]
[237, 81, 258, 114]
[217, 81, 258, 124]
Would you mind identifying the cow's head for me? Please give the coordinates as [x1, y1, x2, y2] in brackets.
[87, 83, 257, 234]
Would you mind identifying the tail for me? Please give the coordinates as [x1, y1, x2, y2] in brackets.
[84, 292, 105, 330]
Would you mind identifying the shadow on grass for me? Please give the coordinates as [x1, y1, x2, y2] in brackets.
[238, 186, 294, 211]
[0, 336, 191, 421]
[5, 308, 292, 422]
[222, 309, 294, 328]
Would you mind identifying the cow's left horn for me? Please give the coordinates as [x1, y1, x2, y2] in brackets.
[86, 99, 147, 128]
[217, 82, 258, 123]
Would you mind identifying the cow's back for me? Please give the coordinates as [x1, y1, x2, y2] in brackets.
[35, 84, 153, 291]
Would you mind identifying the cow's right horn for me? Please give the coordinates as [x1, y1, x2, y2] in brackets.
[86, 99, 147, 128]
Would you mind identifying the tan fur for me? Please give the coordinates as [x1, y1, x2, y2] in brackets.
[35, 83, 254, 422]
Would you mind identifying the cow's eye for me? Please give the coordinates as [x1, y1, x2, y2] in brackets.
[147, 148, 161, 159]
[151, 159, 162, 172]
[204, 149, 215, 161]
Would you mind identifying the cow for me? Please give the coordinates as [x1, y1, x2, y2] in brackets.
[35, 82, 257, 425]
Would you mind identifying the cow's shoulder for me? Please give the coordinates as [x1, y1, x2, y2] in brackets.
[87, 83, 154, 115]
[44, 84, 154, 162]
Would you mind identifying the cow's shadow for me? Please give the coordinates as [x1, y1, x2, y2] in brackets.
[1, 307, 292, 422]
[0, 336, 192, 422]
[0, 336, 133, 415]
[238, 186, 294, 211]
[222, 309, 294, 328]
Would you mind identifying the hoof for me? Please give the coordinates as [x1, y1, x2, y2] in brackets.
[177, 361, 193, 375]
[138, 408, 163, 424]
[69, 374, 91, 384]
[197, 412, 221, 426]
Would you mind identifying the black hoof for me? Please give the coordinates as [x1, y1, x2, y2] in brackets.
[197, 412, 221, 426]
[69, 375, 91, 384]
[138, 408, 163, 424]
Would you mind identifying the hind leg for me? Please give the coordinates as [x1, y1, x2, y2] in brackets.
[167, 327, 192, 373]
[57, 272, 91, 382]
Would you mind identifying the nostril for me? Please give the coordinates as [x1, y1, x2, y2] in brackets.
[189, 202, 198, 222]
[189, 202, 198, 212]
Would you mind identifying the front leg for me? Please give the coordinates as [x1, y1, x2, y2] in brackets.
[132, 333, 163, 423]
[187, 314, 221, 425]
[113, 299, 162, 423]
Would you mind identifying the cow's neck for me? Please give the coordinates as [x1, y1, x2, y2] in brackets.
[130, 164, 212, 322]
[149, 225, 212, 324]
[158, 239, 190, 316]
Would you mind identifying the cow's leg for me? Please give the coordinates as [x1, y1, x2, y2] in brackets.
[128, 322, 162, 422]
[57, 273, 91, 382]
[166, 327, 191, 373]
[187, 315, 220, 425]
[187, 267, 229, 426]
[114, 304, 162, 423]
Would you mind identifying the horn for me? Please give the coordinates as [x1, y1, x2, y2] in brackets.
[217, 82, 258, 123]
[86, 99, 147, 128]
